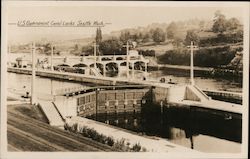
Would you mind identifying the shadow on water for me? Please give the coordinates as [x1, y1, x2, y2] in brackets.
[87, 102, 242, 151]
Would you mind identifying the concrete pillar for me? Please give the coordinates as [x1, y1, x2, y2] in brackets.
[190, 41, 194, 85]
[131, 62, 134, 79]
[145, 62, 148, 80]
[103, 64, 106, 77]
[64, 57, 67, 63]
[31, 42, 37, 105]
[117, 64, 121, 77]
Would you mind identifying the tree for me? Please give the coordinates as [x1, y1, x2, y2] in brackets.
[81, 45, 93, 56]
[226, 18, 240, 31]
[185, 30, 199, 45]
[172, 37, 183, 48]
[235, 29, 243, 42]
[141, 33, 150, 43]
[199, 21, 205, 31]
[166, 22, 177, 39]
[99, 37, 123, 55]
[96, 27, 102, 44]
[120, 31, 131, 43]
[130, 34, 139, 43]
[138, 32, 143, 39]
[152, 28, 166, 43]
[74, 44, 79, 51]
[212, 10, 227, 34]
[42, 43, 53, 54]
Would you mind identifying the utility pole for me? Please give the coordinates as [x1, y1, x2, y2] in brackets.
[122, 41, 131, 78]
[51, 44, 54, 101]
[31, 42, 36, 105]
[190, 41, 194, 85]
[187, 41, 198, 86]
[126, 41, 129, 78]
[51, 44, 54, 71]
[93, 42, 97, 69]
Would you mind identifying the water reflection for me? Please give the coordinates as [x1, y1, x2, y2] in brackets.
[87, 104, 242, 153]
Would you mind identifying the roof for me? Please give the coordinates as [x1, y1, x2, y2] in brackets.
[16, 57, 29, 61]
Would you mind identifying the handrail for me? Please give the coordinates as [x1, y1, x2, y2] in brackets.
[193, 85, 210, 100]
[52, 102, 66, 122]
[54, 84, 152, 96]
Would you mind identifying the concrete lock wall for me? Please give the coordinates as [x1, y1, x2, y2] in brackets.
[76, 92, 97, 117]
[76, 88, 150, 117]
[166, 85, 186, 103]
[54, 96, 77, 118]
[184, 86, 201, 101]
[152, 86, 169, 103]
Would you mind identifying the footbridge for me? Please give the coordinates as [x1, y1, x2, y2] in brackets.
[36, 53, 149, 78]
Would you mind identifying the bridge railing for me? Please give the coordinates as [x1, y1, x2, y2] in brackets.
[54, 84, 152, 96]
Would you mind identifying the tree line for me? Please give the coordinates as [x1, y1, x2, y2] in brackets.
[158, 46, 239, 68]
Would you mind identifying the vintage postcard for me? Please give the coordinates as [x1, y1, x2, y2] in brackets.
[1, 1, 249, 159]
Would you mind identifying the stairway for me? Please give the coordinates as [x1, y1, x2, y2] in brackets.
[38, 100, 64, 127]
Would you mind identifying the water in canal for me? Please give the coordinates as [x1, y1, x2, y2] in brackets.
[7, 72, 242, 153]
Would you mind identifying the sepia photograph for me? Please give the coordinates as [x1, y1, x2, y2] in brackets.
[1, 1, 249, 159]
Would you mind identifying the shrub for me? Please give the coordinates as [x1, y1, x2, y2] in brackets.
[132, 143, 142, 152]
[105, 136, 115, 146]
[67, 123, 78, 133]
[199, 33, 243, 47]
[139, 49, 156, 57]
[113, 138, 127, 151]
[65, 123, 147, 152]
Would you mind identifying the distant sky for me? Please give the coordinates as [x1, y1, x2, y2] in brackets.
[5, 1, 246, 43]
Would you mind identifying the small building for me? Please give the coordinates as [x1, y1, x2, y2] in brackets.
[16, 57, 29, 68]
[129, 50, 139, 56]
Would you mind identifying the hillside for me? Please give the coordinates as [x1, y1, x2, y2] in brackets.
[9, 10, 243, 71]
